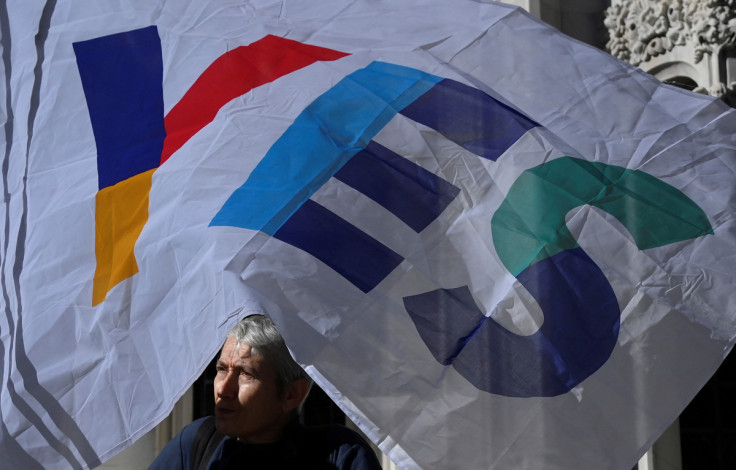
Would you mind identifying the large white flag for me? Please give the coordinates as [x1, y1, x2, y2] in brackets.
[3, 0, 736, 468]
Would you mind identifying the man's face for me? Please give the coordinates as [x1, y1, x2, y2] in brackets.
[213, 336, 289, 443]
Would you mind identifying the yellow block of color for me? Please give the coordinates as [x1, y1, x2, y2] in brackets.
[93, 169, 154, 305]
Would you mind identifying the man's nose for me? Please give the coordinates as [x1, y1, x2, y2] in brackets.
[216, 371, 238, 398]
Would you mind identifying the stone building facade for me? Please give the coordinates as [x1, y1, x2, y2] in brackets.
[606, 0, 736, 105]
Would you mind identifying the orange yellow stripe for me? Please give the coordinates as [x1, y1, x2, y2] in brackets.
[92, 169, 154, 305]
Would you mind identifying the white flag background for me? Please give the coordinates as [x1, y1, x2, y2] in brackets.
[2, 0, 736, 468]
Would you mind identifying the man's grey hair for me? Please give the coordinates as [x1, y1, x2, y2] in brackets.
[226, 314, 313, 397]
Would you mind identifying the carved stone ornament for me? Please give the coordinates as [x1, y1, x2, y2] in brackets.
[605, 0, 736, 66]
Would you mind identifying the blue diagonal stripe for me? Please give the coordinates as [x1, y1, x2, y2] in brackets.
[210, 61, 442, 235]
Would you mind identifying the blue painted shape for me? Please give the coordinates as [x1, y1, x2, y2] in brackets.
[273, 199, 404, 293]
[400, 79, 538, 161]
[73, 26, 164, 190]
[334, 141, 460, 232]
[402, 285, 482, 366]
[403, 247, 620, 397]
[210, 62, 443, 235]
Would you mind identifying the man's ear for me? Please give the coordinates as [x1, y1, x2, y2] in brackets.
[281, 378, 310, 413]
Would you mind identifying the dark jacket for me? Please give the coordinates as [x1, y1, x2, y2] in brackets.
[149, 416, 384, 470]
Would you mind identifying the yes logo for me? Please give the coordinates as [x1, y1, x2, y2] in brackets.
[77, 27, 713, 397]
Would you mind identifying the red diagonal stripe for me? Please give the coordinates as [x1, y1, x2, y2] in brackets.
[161, 35, 348, 163]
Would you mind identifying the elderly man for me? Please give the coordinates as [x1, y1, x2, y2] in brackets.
[150, 314, 382, 469]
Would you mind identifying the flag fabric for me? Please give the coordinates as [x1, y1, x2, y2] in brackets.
[3, 0, 736, 468]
